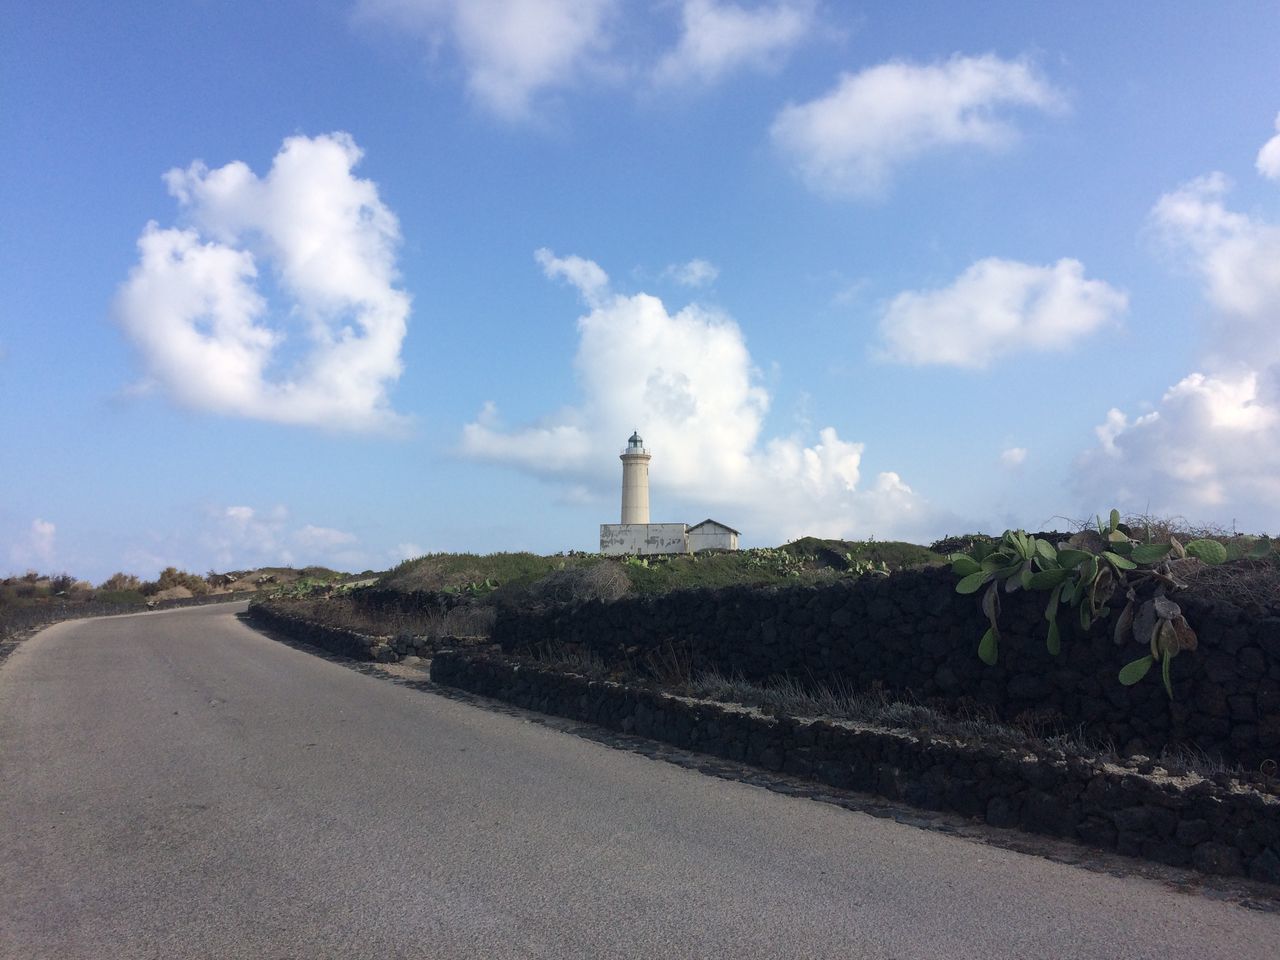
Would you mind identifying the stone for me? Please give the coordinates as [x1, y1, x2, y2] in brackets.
[1021, 791, 1068, 836]
[1079, 697, 1108, 722]
[1074, 817, 1117, 848]
[1116, 832, 1144, 857]
[924, 590, 953, 617]
[1175, 819, 1212, 847]
[867, 597, 895, 624]
[1112, 807, 1151, 834]
[1257, 684, 1280, 714]
[986, 796, 1018, 828]
[1007, 674, 1052, 700]
[932, 664, 960, 694]
[1192, 684, 1228, 717]
[1250, 816, 1280, 849]
[1248, 847, 1280, 885]
[1192, 841, 1244, 876]
[1238, 646, 1267, 675]
[1203, 653, 1238, 684]
[1228, 695, 1255, 721]
[1255, 618, 1280, 659]
[1146, 806, 1178, 838]
[1229, 724, 1258, 752]
[1142, 840, 1191, 868]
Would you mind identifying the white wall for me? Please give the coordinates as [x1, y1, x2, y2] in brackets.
[599, 523, 688, 556]
[688, 526, 738, 553]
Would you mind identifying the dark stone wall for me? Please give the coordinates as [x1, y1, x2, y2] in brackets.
[347, 588, 468, 619]
[245, 601, 488, 662]
[432, 651, 1280, 885]
[246, 603, 385, 660]
[493, 568, 1280, 767]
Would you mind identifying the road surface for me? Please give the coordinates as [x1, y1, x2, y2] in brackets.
[1, 604, 1276, 959]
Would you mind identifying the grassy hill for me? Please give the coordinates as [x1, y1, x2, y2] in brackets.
[377, 539, 949, 599]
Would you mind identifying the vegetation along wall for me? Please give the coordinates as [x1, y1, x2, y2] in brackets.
[493, 567, 1280, 768]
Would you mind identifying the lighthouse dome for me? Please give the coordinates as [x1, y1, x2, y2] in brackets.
[628, 430, 643, 447]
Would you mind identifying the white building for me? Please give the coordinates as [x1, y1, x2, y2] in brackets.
[687, 519, 740, 552]
[599, 522, 689, 556]
[599, 432, 740, 556]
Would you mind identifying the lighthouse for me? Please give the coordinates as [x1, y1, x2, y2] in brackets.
[599, 429, 741, 555]
[619, 430, 651, 524]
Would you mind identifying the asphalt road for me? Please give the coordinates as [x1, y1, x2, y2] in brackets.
[2, 603, 1276, 959]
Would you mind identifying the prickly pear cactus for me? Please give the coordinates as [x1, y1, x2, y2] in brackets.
[948, 510, 1265, 697]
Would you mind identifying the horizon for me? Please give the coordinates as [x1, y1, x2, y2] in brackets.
[4, 1, 1279, 583]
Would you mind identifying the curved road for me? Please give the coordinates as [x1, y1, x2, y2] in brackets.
[1, 604, 1276, 959]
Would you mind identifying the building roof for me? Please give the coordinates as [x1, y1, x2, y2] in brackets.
[688, 518, 741, 535]
[628, 430, 643, 445]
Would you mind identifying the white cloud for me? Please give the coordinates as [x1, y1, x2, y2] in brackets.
[1149, 173, 1280, 364]
[116, 133, 410, 432]
[770, 53, 1065, 198]
[207, 506, 367, 570]
[1000, 447, 1027, 467]
[215, 505, 289, 566]
[654, 0, 813, 86]
[462, 250, 932, 541]
[295, 525, 360, 551]
[393, 542, 425, 562]
[9, 519, 57, 570]
[31, 520, 55, 559]
[535, 247, 612, 306]
[663, 258, 720, 287]
[1257, 111, 1280, 180]
[1078, 156, 1280, 529]
[877, 257, 1127, 369]
[358, 0, 617, 120]
[1080, 370, 1280, 515]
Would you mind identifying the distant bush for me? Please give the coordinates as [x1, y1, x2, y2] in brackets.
[505, 562, 632, 608]
[929, 534, 996, 556]
[785, 537, 945, 571]
[143, 567, 210, 597]
[299, 565, 342, 580]
[99, 572, 142, 592]
[48, 573, 76, 594]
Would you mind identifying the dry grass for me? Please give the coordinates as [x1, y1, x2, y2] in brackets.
[496, 563, 632, 608]
[1180, 557, 1280, 607]
[379, 552, 600, 594]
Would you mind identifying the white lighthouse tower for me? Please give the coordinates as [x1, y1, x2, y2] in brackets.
[619, 430, 651, 524]
[599, 429, 740, 555]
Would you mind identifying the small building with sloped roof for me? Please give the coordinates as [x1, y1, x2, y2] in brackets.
[687, 519, 740, 553]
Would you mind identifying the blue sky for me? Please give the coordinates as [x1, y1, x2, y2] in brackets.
[4, 1, 1280, 581]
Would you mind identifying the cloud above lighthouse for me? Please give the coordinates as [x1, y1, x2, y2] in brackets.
[461, 249, 931, 541]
